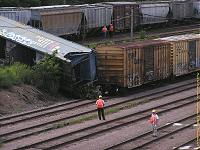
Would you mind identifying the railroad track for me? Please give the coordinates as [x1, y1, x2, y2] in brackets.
[0, 79, 195, 144]
[173, 137, 200, 150]
[82, 23, 200, 45]
[0, 79, 195, 127]
[106, 114, 196, 150]
[10, 93, 196, 150]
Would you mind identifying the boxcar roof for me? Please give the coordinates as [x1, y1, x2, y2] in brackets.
[0, 16, 92, 61]
[119, 40, 168, 48]
[156, 34, 200, 41]
[30, 5, 71, 10]
[103, 2, 138, 5]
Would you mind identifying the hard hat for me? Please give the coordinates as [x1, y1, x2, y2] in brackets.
[99, 95, 102, 98]
[152, 109, 156, 113]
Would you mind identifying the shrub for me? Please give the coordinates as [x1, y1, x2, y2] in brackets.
[0, 63, 32, 88]
[32, 51, 61, 94]
[139, 30, 148, 40]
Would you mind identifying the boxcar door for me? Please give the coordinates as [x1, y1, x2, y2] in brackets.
[144, 46, 154, 82]
[126, 48, 143, 88]
[188, 40, 197, 71]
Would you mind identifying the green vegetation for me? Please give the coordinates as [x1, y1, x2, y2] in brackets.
[53, 97, 150, 128]
[32, 51, 61, 94]
[0, 51, 61, 95]
[139, 30, 148, 40]
[0, 63, 32, 88]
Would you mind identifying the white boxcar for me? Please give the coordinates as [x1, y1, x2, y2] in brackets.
[170, 0, 193, 20]
[0, 8, 31, 25]
[139, 2, 170, 24]
[79, 4, 113, 29]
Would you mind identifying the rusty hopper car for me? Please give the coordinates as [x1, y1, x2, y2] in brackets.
[102, 2, 139, 31]
[157, 34, 200, 76]
[30, 5, 82, 36]
[96, 40, 171, 88]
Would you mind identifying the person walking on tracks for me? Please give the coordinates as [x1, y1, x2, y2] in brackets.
[149, 109, 159, 137]
[102, 25, 107, 38]
[96, 95, 105, 120]
[109, 24, 114, 37]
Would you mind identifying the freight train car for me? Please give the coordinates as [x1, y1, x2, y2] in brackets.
[139, 1, 170, 25]
[193, 1, 200, 18]
[30, 5, 82, 36]
[102, 2, 139, 31]
[78, 4, 113, 31]
[95, 40, 171, 88]
[157, 34, 200, 76]
[0, 7, 31, 25]
[170, 0, 193, 20]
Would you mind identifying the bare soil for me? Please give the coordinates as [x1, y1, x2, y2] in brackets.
[0, 84, 69, 116]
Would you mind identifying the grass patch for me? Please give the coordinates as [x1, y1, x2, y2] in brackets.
[52, 97, 150, 128]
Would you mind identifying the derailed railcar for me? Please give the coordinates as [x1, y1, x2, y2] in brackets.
[170, 0, 193, 20]
[102, 2, 139, 31]
[0, 16, 96, 95]
[95, 40, 171, 88]
[30, 5, 82, 36]
[139, 1, 170, 24]
[157, 34, 200, 76]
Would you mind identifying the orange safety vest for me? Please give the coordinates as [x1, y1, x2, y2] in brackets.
[110, 25, 114, 32]
[102, 26, 107, 33]
[96, 99, 104, 108]
[149, 114, 158, 124]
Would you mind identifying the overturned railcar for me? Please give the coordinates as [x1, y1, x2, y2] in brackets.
[95, 40, 171, 88]
[0, 16, 96, 93]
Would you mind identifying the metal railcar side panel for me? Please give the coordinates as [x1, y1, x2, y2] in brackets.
[96, 40, 171, 88]
[171, 0, 193, 20]
[157, 34, 200, 76]
[103, 2, 139, 31]
[0, 10, 31, 25]
[79, 4, 113, 29]
[172, 41, 189, 76]
[96, 45, 124, 87]
[193, 1, 200, 18]
[41, 11, 82, 36]
[139, 3, 169, 24]
[124, 47, 144, 88]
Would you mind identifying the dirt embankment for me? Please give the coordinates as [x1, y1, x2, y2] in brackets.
[0, 85, 67, 116]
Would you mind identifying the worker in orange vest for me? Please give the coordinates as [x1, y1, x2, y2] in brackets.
[102, 26, 107, 38]
[109, 24, 114, 37]
[96, 95, 105, 120]
[149, 109, 159, 137]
